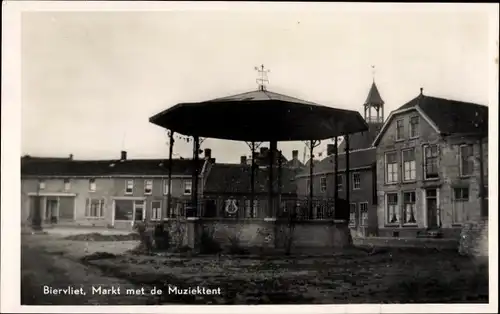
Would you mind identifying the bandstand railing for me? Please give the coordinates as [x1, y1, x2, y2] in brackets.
[169, 195, 342, 221]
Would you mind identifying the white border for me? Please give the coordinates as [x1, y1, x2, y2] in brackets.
[2, 2, 498, 314]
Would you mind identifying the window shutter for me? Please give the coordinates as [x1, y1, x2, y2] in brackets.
[85, 198, 90, 217]
[101, 198, 106, 217]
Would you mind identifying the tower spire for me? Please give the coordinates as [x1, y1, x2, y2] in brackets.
[364, 66, 385, 123]
[255, 64, 270, 91]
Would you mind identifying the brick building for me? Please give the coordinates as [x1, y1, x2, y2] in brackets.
[372, 89, 488, 238]
[295, 80, 385, 236]
[21, 151, 207, 229]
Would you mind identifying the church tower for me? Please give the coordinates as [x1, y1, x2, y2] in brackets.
[363, 67, 385, 124]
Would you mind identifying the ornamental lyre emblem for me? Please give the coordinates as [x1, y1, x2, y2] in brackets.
[225, 199, 238, 214]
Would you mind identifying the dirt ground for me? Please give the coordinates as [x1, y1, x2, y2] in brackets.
[21, 232, 489, 305]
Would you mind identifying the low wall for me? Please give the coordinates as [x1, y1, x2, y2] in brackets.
[191, 219, 353, 250]
[459, 218, 488, 257]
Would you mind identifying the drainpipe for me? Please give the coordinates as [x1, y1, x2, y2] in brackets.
[478, 136, 487, 218]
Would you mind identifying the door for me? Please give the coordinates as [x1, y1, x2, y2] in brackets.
[426, 189, 439, 228]
[45, 198, 59, 224]
[133, 200, 145, 224]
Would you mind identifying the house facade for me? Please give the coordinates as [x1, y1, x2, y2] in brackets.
[373, 90, 488, 238]
[21, 151, 207, 230]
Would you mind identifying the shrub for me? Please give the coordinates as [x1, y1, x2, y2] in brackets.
[153, 222, 170, 251]
[133, 221, 153, 253]
[199, 227, 221, 254]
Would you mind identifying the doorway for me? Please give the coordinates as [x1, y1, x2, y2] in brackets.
[133, 200, 145, 223]
[425, 189, 439, 228]
[45, 198, 59, 224]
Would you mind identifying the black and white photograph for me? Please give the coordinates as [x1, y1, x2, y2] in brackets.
[1, 1, 498, 313]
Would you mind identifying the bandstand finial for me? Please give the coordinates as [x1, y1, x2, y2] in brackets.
[255, 64, 270, 91]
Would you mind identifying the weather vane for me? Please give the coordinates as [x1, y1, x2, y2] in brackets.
[371, 65, 376, 82]
[254, 64, 270, 91]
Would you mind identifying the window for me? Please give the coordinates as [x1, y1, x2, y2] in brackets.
[402, 149, 416, 182]
[396, 119, 404, 140]
[125, 180, 134, 195]
[349, 203, 357, 227]
[352, 173, 361, 190]
[459, 145, 474, 177]
[453, 188, 469, 224]
[114, 199, 134, 221]
[386, 193, 399, 224]
[245, 199, 259, 218]
[337, 174, 343, 191]
[144, 180, 153, 195]
[39, 180, 46, 190]
[385, 152, 399, 183]
[151, 201, 162, 221]
[163, 180, 171, 195]
[89, 178, 96, 192]
[410, 116, 420, 138]
[359, 202, 369, 226]
[320, 176, 327, 192]
[64, 179, 70, 191]
[403, 191, 416, 224]
[424, 144, 439, 179]
[85, 198, 104, 218]
[183, 180, 192, 195]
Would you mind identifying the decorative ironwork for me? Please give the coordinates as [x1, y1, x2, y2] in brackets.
[254, 64, 270, 91]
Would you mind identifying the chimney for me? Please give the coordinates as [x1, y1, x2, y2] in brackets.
[120, 151, 127, 161]
[204, 148, 212, 159]
[327, 144, 335, 156]
[69, 154, 74, 160]
[292, 150, 298, 160]
[240, 155, 247, 164]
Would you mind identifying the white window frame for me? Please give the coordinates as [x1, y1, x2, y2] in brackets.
[452, 187, 469, 225]
[385, 151, 399, 184]
[402, 148, 416, 182]
[386, 193, 399, 225]
[396, 119, 405, 140]
[150, 200, 162, 221]
[402, 191, 417, 225]
[39, 180, 46, 190]
[337, 174, 343, 191]
[86, 198, 105, 218]
[359, 202, 369, 226]
[125, 179, 134, 195]
[459, 144, 474, 177]
[409, 116, 420, 138]
[144, 179, 153, 195]
[183, 180, 192, 195]
[319, 176, 327, 193]
[163, 180, 172, 195]
[352, 172, 361, 190]
[89, 178, 96, 192]
[63, 179, 71, 191]
[423, 144, 439, 180]
[349, 203, 357, 227]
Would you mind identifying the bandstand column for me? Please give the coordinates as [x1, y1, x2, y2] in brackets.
[167, 130, 175, 217]
[268, 140, 277, 217]
[191, 135, 200, 217]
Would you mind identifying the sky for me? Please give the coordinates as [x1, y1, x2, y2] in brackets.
[21, 4, 496, 163]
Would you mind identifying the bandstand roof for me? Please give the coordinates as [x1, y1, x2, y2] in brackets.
[149, 89, 369, 142]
